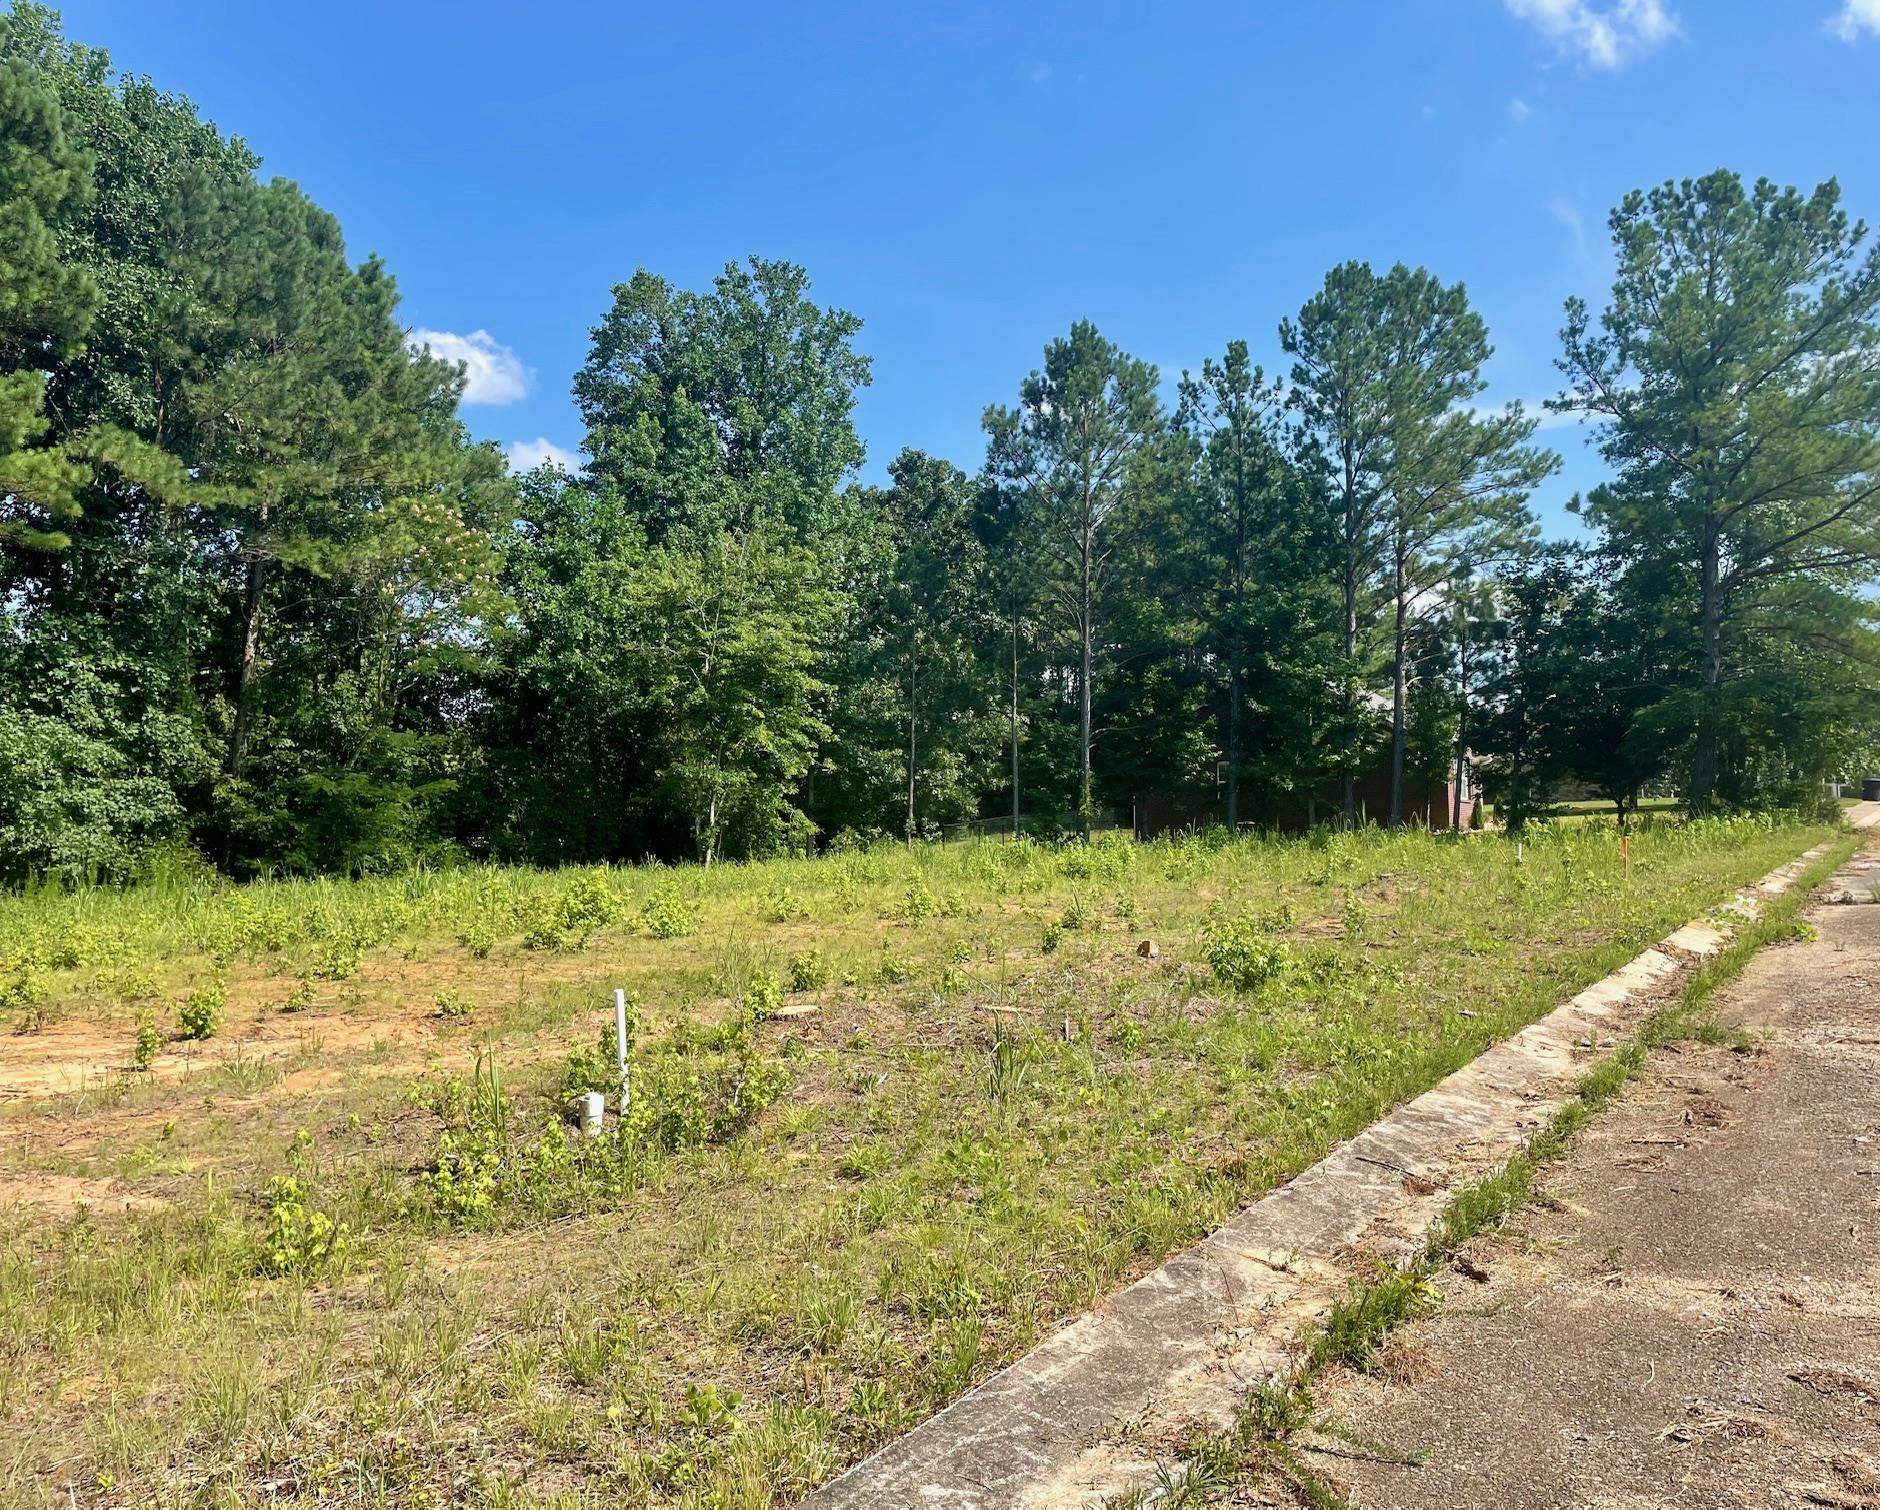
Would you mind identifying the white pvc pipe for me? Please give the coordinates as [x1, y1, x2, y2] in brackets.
[574, 1090, 604, 1138]
[614, 987, 631, 1118]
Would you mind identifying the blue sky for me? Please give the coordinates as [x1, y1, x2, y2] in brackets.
[41, 0, 1880, 532]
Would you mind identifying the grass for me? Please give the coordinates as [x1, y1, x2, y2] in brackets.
[0, 813, 1842, 1507]
[1133, 825, 1861, 1510]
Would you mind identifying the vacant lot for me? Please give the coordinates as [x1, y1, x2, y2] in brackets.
[0, 816, 1832, 1506]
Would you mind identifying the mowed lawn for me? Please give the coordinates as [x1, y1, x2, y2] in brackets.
[0, 815, 1830, 1507]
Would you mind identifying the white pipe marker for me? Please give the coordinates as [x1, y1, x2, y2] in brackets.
[614, 987, 631, 1118]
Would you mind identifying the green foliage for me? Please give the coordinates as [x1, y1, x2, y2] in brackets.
[458, 914, 499, 959]
[311, 934, 363, 981]
[0, 4, 510, 884]
[641, 885, 696, 939]
[443, 1013, 794, 1229]
[1307, 1268, 1439, 1373]
[1560, 171, 1880, 812]
[984, 322, 1165, 830]
[131, 1013, 159, 1069]
[434, 988, 473, 1018]
[1204, 916, 1295, 991]
[519, 894, 568, 952]
[177, 980, 225, 1040]
[0, 0, 1857, 923]
[786, 950, 829, 992]
[741, 969, 784, 1022]
[259, 1175, 350, 1278]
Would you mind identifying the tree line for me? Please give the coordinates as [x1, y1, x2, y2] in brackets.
[3, 5, 1877, 882]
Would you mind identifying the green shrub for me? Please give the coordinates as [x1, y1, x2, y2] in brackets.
[642, 885, 696, 939]
[0, 952, 49, 1025]
[459, 914, 499, 959]
[259, 1175, 351, 1277]
[558, 871, 621, 939]
[680, 1382, 742, 1434]
[177, 980, 225, 1040]
[312, 934, 362, 980]
[435, 989, 473, 1018]
[518, 893, 566, 951]
[1341, 886, 1366, 941]
[787, 950, 829, 992]
[764, 888, 807, 923]
[742, 970, 783, 1021]
[131, 1014, 160, 1070]
[1204, 916, 1295, 991]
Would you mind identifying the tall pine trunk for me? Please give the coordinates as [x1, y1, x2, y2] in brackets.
[905, 638, 918, 845]
[1079, 518, 1094, 842]
[1387, 555, 1407, 828]
[1451, 638, 1470, 831]
[1009, 608, 1021, 836]
[1341, 449, 1359, 828]
[1690, 515, 1723, 815]
[228, 553, 269, 779]
[1226, 485, 1246, 833]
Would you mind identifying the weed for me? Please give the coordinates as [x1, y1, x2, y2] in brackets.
[1306, 1268, 1438, 1373]
[131, 1014, 161, 1070]
[1341, 886, 1366, 940]
[764, 888, 808, 923]
[899, 881, 939, 921]
[459, 914, 499, 959]
[0, 811, 1839, 1506]
[1204, 916, 1295, 991]
[259, 1176, 351, 1278]
[312, 935, 363, 980]
[837, 1139, 891, 1180]
[986, 1036, 1027, 1098]
[518, 894, 566, 952]
[558, 871, 621, 940]
[787, 950, 830, 992]
[642, 885, 696, 939]
[177, 980, 226, 1040]
[680, 1382, 742, 1434]
[743, 970, 784, 1021]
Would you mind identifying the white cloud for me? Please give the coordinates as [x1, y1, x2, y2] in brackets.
[1504, 0, 1680, 68]
[504, 437, 582, 474]
[1509, 96, 1535, 121]
[1548, 195, 1589, 258]
[1827, 0, 1880, 40]
[408, 328, 531, 405]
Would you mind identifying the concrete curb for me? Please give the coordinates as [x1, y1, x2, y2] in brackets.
[806, 811, 1877, 1509]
